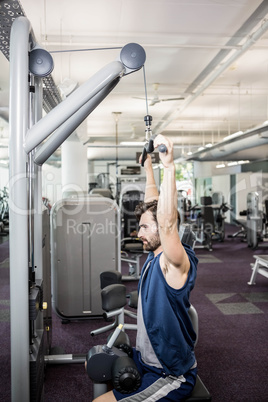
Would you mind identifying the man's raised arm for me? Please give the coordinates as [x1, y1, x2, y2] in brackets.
[154, 134, 190, 273]
[140, 153, 159, 202]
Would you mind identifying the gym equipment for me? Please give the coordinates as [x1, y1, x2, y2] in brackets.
[88, 301, 211, 400]
[51, 196, 121, 320]
[178, 190, 192, 223]
[191, 196, 215, 251]
[191, 196, 232, 250]
[213, 200, 233, 241]
[91, 274, 127, 337]
[211, 191, 224, 205]
[228, 211, 247, 240]
[42, 206, 53, 355]
[141, 115, 167, 166]
[89, 173, 114, 198]
[246, 192, 265, 249]
[8, 14, 146, 400]
[120, 189, 145, 280]
[263, 199, 268, 237]
[248, 255, 268, 285]
[90, 280, 138, 337]
[29, 46, 54, 77]
[121, 237, 144, 280]
[89, 188, 114, 198]
[87, 324, 141, 398]
[120, 190, 144, 239]
[179, 223, 196, 249]
[230, 192, 267, 249]
[0, 187, 9, 236]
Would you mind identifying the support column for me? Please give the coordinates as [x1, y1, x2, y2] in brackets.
[61, 132, 88, 197]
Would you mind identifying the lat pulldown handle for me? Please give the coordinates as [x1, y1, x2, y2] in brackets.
[141, 134, 167, 166]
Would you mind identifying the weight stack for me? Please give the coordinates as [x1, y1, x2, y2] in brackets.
[30, 330, 45, 402]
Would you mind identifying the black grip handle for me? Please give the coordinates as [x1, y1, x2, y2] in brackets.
[141, 147, 147, 167]
[145, 137, 155, 153]
[146, 135, 167, 154]
[141, 135, 167, 166]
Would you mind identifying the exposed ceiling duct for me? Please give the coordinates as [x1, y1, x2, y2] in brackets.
[154, 2, 268, 137]
[185, 124, 268, 162]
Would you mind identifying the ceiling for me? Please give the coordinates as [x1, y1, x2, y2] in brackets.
[1, 0, 268, 164]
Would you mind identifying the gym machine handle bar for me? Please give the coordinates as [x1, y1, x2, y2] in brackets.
[141, 134, 167, 166]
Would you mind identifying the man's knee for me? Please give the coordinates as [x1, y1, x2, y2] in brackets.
[92, 390, 116, 402]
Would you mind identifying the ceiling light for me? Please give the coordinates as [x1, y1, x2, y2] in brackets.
[120, 141, 145, 146]
[216, 163, 225, 168]
[198, 146, 205, 151]
[187, 151, 192, 155]
[227, 161, 238, 166]
[237, 160, 250, 164]
[205, 143, 212, 148]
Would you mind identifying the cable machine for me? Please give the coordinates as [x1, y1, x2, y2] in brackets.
[9, 16, 146, 401]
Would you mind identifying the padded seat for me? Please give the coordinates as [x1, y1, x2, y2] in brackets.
[101, 284, 126, 312]
[185, 376, 212, 402]
[100, 270, 122, 289]
[186, 375, 212, 401]
[128, 290, 138, 309]
[121, 237, 144, 253]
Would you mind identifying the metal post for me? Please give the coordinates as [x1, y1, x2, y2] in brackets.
[33, 76, 44, 281]
[9, 16, 32, 402]
[33, 76, 44, 339]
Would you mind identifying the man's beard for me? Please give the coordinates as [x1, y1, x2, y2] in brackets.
[143, 233, 161, 252]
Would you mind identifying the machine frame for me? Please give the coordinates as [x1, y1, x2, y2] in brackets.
[9, 16, 145, 401]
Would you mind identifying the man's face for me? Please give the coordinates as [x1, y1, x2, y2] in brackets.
[137, 210, 161, 252]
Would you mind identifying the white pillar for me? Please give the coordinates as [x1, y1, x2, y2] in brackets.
[61, 132, 88, 197]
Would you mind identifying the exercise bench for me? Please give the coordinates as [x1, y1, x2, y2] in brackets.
[248, 254, 268, 285]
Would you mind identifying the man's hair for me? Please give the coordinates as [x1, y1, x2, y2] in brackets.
[134, 200, 158, 223]
[134, 199, 181, 227]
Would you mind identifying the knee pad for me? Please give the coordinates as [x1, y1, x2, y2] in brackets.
[112, 355, 141, 394]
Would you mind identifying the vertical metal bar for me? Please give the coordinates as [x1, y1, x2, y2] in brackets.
[33, 77, 44, 338]
[82, 223, 91, 312]
[116, 203, 121, 272]
[9, 16, 31, 402]
[28, 75, 35, 278]
[33, 76, 43, 281]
